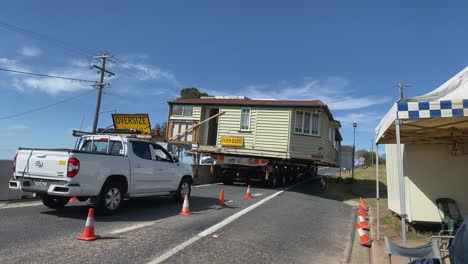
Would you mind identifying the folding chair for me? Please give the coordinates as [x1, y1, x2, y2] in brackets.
[384, 237, 444, 264]
[436, 198, 463, 236]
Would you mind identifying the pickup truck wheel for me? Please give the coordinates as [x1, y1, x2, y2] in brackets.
[40, 195, 69, 209]
[95, 181, 124, 215]
[174, 178, 192, 202]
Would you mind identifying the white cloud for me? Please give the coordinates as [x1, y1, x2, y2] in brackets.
[0, 56, 98, 95]
[206, 77, 390, 110]
[69, 59, 90, 67]
[17, 46, 42, 57]
[0, 57, 30, 72]
[7, 125, 30, 130]
[121, 62, 179, 84]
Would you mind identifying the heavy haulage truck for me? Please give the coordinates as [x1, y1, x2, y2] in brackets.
[166, 96, 342, 187]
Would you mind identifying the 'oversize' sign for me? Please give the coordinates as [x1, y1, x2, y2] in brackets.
[220, 136, 244, 146]
[112, 114, 152, 133]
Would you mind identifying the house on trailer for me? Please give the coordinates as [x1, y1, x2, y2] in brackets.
[166, 96, 342, 167]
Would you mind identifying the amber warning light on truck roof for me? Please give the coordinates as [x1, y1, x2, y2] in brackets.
[112, 114, 152, 134]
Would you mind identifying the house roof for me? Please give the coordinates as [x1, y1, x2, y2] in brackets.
[170, 98, 325, 106]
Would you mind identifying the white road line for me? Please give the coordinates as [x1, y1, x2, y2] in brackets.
[252, 193, 263, 197]
[192, 184, 215, 188]
[193, 183, 223, 188]
[110, 221, 159, 234]
[0, 201, 43, 209]
[147, 183, 299, 264]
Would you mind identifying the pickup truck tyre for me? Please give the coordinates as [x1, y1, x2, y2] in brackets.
[95, 181, 124, 215]
[174, 178, 192, 202]
[40, 195, 69, 209]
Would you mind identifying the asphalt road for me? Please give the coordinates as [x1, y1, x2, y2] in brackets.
[0, 176, 355, 264]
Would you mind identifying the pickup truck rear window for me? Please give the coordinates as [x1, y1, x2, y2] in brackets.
[80, 140, 123, 155]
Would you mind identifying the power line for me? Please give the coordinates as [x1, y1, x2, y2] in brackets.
[0, 21, 181, 99]
[0, 68, 96, 83]
[107, 60, 180, 97]
[0, 90, 96, 121]
[104, 91, 167, 104]
[0, 21, 100, 58]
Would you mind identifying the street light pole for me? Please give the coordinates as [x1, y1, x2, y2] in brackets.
[352, 123, 357, 181]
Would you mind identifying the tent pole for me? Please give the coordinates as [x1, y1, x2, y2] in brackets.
[376, 143, 380, 241]
[395, 119, 407, 247]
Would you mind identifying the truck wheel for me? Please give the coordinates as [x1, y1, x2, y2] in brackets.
[95, 181, 124, 215]
[40, 195, 69, 209]
[269, 175, 279, 188]
[174, 178, 192, 202]
[221, 169, 234, 185]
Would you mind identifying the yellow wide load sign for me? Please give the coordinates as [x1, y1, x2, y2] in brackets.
[220, 136, 244, 146]
[112, 114, 152, 133]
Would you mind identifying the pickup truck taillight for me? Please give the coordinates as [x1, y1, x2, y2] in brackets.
[13, 154, 18, 172]
[67, 157, 80, 177]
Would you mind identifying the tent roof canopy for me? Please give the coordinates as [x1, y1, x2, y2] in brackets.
[376, 67, 468, 145]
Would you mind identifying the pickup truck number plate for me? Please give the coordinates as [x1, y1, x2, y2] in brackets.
[32, 180, 48, 189]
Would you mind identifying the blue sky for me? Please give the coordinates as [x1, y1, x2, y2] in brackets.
[0, 1, 467, 159]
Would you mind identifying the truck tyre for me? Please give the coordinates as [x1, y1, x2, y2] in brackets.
[95, 181, 124, 215]
[269, 174, 279, 188]
[174, 178, 192, 202]
[40, 195, 69, 209]
[221, 169, 234, 185]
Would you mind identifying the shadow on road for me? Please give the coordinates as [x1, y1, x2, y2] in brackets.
[40, 195, 220, 222]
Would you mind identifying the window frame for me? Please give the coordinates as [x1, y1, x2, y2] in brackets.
[293, 110, 321, 136]
[79, 139, 124, 155]
[239, 108, 252, 131]
[172, 105, 193, 117]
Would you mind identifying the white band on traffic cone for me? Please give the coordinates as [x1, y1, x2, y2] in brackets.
[85, 217, 94, 227]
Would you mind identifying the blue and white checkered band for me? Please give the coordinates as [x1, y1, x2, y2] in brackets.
[397, 100, 468, 119]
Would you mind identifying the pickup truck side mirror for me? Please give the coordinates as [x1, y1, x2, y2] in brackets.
[173, 157, 179, 163]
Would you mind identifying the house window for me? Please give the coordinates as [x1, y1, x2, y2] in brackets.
[329, 128, 335, 143]
[240, 108, 251, 131]
[172, 105, 193, 116]
[294, 111, 320, 136]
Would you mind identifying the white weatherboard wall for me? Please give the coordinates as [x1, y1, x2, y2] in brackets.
[386, 144, 468, 223]
[215, 107, 290, 158]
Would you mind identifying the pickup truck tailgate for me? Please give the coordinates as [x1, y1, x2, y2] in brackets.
[15, 149, 70, 179]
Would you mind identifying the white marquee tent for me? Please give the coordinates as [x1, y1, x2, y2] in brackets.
[375, 67, 468, 245]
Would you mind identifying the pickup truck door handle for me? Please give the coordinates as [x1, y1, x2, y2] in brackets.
[135, 164, 142, 168]
[36, 154, 47, 158]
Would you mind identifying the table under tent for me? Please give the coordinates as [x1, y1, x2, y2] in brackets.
[375, 67, 468, 245]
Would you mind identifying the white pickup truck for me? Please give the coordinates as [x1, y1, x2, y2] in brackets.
[9, 134, 194, 214]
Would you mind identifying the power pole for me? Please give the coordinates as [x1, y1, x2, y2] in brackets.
[92, 53, 115, 133]
[398, 83, 411, 101]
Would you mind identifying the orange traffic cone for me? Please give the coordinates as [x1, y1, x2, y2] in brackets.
[217, 189, 225, 205]
[244, 185, 253, 199]
[76, 208, 100, 241]
[70, 197, 78, 201]
[358, 215, 370, 230]
[355, 222, 372, 246]
[360, 197, 369, 211]
[358, 208, 369, 219]
[179, 194, 192, 215]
